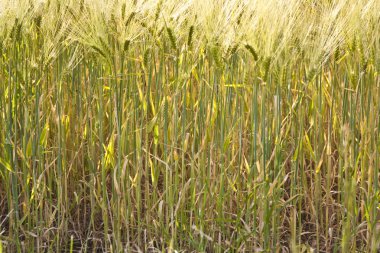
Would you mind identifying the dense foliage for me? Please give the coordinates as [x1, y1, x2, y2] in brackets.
[0, 0, 379, 251]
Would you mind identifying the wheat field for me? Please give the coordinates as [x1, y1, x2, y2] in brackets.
[0, 0, 380, 252]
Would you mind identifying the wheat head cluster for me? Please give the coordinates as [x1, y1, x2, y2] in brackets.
[0, 0, 380, 252]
